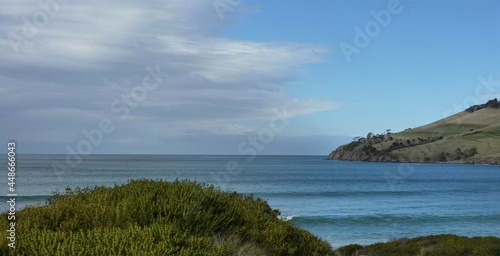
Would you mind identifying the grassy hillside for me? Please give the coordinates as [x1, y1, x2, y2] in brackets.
[328, 99, 500, 164]
[0, 179, 334, 256]
[336, 234, 500, 256]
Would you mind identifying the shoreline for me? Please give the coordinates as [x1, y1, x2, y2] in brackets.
[326, 158, 500, 165]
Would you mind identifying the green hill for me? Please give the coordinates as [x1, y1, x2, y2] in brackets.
[0, 179, 334, 256]
[328, 99, 500, 164]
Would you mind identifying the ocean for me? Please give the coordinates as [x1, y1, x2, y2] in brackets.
[2, 154, 499, 248]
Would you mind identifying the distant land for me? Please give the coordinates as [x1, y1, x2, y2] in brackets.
[328, 99, 500, 165]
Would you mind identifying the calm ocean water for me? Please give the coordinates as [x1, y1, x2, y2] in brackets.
[1, 155, 499, 247]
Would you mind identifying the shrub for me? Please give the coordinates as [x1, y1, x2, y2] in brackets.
[335, 234, 500, 256]
[1, 179, 334, 256]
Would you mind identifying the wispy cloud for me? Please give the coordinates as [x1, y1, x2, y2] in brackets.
[0, 0, 337, 153]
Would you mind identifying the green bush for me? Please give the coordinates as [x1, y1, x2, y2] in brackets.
[335, 234, 500, 256]
[335, 243, 363, 256]
[1, 179, 334, 256]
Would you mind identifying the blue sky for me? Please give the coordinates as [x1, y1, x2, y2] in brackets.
[1, 0, 499, 155]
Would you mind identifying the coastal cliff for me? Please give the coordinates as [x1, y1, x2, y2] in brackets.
[328, 99, 500, 165]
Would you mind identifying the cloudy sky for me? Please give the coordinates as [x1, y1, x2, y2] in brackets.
[1, 0, 499, 155]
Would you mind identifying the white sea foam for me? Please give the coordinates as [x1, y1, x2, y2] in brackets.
[280, 215, 299, 221]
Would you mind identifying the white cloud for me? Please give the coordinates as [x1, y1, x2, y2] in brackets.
[0, 0, 338, 153]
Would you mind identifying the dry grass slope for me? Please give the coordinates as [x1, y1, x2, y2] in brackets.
[394, 107, 500, 163]
[328, 103, 500, 164]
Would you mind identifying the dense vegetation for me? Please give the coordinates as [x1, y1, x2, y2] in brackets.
[336, 234, 500, 256]
[0, 179, 334, 256]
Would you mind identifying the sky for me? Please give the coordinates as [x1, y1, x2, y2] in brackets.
[0, 0, 499, 155]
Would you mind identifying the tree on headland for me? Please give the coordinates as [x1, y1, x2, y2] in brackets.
[353, 136, 364, 142]
[466, 98, 499, 112]
[455, 148, 463, 160]
[366, 132, 373, 140]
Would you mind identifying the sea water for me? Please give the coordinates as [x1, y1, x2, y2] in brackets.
[1, 155, 499, 247]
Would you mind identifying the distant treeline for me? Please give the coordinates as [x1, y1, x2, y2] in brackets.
[466, 98, 499, 112]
